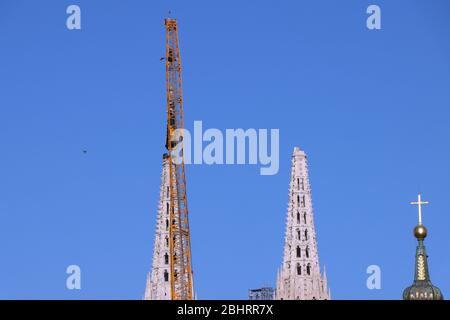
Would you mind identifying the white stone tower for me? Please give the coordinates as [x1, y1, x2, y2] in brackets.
[276, 147, 330, 300]
[144, 155, 171, 300]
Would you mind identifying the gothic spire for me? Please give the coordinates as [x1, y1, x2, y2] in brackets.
[275, 147, 329, 300]
[144, 154, 172, 300]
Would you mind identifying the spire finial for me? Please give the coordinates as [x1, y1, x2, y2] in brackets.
[410, 194, 429, 225]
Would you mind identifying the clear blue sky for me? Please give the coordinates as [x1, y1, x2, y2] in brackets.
[1, 0, 449, 300]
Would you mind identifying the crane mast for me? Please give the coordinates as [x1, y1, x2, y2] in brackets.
[165, 18, 194, 300]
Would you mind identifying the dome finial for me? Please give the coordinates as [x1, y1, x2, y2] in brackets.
[410, 194, 429, 240]
[403, 193, 443, 300]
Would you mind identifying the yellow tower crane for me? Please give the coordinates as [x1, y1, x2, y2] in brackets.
[164, 18, 194, 300]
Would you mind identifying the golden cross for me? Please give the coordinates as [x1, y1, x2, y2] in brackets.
[410, 194, 429, 225]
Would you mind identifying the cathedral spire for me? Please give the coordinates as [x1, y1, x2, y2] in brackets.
[275, 147, 329, 300]
[403, 194, 443, 300]
[144, 154, 172, 300]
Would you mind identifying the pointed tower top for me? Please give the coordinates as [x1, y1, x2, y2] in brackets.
[292, 147, 306, 157]
[403, 194, 443, 300]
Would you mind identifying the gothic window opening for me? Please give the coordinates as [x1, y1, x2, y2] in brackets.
[297, 230, 301, 240]
[297, 264, 301, 275]
[164, 253, 169, 265]
[296, 246, 301, 258]
[164, 270, 169, 282]
[306, 246, 310, 258]
[307, 264, 311, 275]
[301, 195, 306, 207]
[297, 212, 300, 224]
[304, 230, 308, 241]
[165, 219, 169, 230]
[303, 212, 307, 224]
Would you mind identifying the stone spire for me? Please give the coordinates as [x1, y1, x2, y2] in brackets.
[403, 194, 443, 300]
[276, 147, 329, 300]
[144, 154, 172, 300]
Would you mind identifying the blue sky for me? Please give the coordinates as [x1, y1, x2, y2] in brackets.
[1, 0, 449, 299]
